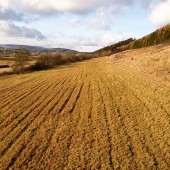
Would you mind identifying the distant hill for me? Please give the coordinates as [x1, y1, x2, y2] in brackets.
[45, 48, 78, 53]
[0, 44, 45, 52]
[0, 44, 78, 53]
[95, 24, 170, 56]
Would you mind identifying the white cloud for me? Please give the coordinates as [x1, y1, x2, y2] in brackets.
[3, 0, 133, 16]
[56, 33, 125, 51]
[88, 4, 128, 30]
[0, 0, 8, 9]
[141, 0, 156, 8]
[0, 7, 27, 21]
[88, 19, 110, 30]
[69, 19, 80, 27]
[0, 22, 46, 40]
[96, 5, 127, 17]
[149, 0, 170, 26]
[99, 34, 125, 47]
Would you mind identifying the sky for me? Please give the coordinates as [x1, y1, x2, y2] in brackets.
[0, 0, 170, 52]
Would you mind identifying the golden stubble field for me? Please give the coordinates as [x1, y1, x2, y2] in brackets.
[0, 44, 170, 170]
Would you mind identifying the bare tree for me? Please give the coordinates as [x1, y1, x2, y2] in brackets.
[12, 49, 30, 73]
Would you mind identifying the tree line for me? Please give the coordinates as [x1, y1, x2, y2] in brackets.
[12, 50, 98, 73]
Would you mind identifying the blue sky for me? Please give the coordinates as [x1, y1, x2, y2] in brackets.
[0, 0, 170, 52]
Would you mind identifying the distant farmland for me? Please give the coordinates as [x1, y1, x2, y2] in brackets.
[0, 44, 170, 170]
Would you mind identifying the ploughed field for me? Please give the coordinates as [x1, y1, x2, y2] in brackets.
[0, 44, 170, 170]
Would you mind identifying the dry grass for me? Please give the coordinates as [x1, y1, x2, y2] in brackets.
[0, 60, 13, 74]
[0, 45, 170, 169]
[0, 60, 12, 66]
[0, 59, 36, 74]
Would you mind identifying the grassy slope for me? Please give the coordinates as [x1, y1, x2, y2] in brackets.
[0, 44, 170, 169]
[95, 24, 170, 56]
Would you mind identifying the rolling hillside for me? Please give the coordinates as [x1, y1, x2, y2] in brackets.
[94, 38, 134, 55]
[0, 43, 169, 169]
[0, 44, 78, 53]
